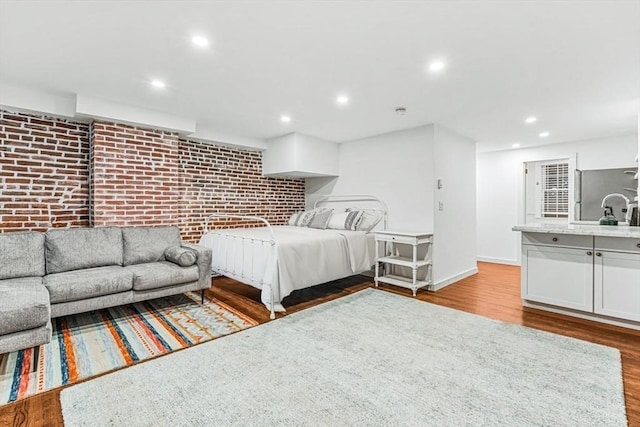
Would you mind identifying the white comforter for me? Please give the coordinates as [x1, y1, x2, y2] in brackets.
[199, 226, 375, 312]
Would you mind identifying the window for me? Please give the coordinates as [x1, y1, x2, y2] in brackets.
[540, 162, 569, 218]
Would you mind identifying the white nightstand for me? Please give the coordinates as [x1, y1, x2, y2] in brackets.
[374, 230, 433, 296]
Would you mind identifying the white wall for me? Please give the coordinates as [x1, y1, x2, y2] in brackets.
[307, 123, 478, 288]
[262, 133, 298, 175]
[306, 125, 435, 230]
[477, 134, 638, 265]
[433, 125, 477, 285]
[263, 132, 339, 177]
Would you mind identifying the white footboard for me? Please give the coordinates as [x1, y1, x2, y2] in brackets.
[203, 214, 278, 319]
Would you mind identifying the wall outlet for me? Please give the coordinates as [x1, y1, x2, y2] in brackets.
[438, 201, 445, 211]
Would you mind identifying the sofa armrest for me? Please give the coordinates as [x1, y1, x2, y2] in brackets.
[181, 243, 212, 290]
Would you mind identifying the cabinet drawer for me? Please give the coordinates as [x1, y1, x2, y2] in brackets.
[375, 234, 419, 245]
[522, 232, 593, 249]
[595, 236, 640, 254]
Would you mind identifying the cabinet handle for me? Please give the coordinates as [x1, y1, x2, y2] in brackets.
[596, 252, 602, 257]
[586, 251, 592, 256]
[552, 237, 558, 242]
[637, 243, 640, 249]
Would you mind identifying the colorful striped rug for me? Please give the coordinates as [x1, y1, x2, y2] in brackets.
[0, 292, 257, 405]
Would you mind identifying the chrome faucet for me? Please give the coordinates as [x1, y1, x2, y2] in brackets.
[601, 193, 631, 221]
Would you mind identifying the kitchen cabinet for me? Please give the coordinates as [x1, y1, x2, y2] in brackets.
[521, 233, 594, 312]
[516, 227, 640, 327]
[594, 237, 640, 321]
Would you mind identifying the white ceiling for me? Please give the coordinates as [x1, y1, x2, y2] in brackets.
[0, 0, 638, 152]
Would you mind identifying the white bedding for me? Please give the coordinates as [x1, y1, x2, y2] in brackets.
[199, 226, 375, 312]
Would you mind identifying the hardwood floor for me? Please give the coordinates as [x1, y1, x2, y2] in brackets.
[1, 262, 639, 426]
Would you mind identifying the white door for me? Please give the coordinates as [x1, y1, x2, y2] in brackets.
[522, 244, 593, 311]
[594, 251, 640, 321]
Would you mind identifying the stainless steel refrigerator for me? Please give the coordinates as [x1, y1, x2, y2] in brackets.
[574, 167, 637, 221]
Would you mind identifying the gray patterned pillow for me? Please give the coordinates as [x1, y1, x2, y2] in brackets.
[297, 210, 316, 227]
[308, 209, 333, 229]
[344, 210, 363, 230]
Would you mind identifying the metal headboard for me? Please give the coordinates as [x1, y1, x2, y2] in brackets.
[313, 194, 388, 230]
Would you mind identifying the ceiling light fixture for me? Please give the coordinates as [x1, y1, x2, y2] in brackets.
[336, 95, 349, 105]
[280, 116, 291, 123]
[525, 116, 537, 124]
[191, 36, 209, 47]
[539, 132, 550, 138]
[512, 143, 521, 148]
[151, 80, 166, 89]
[428, 60, 446, 73]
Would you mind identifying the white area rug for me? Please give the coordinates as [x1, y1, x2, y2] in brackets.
[61, 289, 627, 426]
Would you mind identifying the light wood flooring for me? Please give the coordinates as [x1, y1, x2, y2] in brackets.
[1, 262, 639, 426]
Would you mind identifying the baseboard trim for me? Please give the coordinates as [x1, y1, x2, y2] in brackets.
[477, 256, 520, 266]
[432, 267, 479, 291]
[523, 300, 640, 331]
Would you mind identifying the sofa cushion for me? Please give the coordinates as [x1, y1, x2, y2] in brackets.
[0, 232, 45, 280]
[164, 246, 197, 267]
[125, 262, 199, 291]
[0, 277, 50, 336]
[44, 266, 133, 304]
[122, 226, 181, 266]
[46, 227, 123, 274]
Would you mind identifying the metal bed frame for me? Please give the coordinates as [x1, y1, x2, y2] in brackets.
[202, 195, 388, 319]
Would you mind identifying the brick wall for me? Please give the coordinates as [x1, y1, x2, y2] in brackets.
[91, 121, 181, 228]
[1, 110, 305, 242]
[178, 139, 305, 242]
[0, 111, 90, 232]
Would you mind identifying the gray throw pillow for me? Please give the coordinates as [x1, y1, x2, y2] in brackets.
[164, 246, 197, 267]
[308, 209, 333, 229]
[297, 210, 317, 227]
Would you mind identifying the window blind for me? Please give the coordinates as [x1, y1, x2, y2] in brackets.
[540, 162, 569, 218]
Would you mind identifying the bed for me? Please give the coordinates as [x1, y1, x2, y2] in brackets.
[199, 195, 387, 318]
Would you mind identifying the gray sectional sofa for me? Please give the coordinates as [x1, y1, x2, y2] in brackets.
[0, 226, 212, 354]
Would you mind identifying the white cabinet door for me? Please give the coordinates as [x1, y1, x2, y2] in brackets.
[594, 251, 640, 321]
[522, 245, 593, 312]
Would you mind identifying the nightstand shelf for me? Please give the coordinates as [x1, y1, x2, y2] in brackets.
[376, 256, 432, 269]
[374, 230, 433, 296]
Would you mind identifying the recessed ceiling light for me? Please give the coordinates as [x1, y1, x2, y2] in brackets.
[280, 116, 291, 123]
[512, 143, 521, 148]
[191, 36, 209, 47]
[336, 95, 349, 105]
[428, 60, 446, 73]
[525, 116, 537, 124]
[151, 80, 166, 89]
[539, 132, 550, 138]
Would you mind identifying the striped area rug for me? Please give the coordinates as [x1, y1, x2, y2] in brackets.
[0, 292, 257, 405]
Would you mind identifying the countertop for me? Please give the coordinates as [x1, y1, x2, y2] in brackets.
[512, 223, 640, 238]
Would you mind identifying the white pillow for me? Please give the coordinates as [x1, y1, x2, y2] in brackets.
[288, 212, 300, 226]
[328, 210, 363, 230]
[327, 211, 350, 230]
[355, 211, 383, 232]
